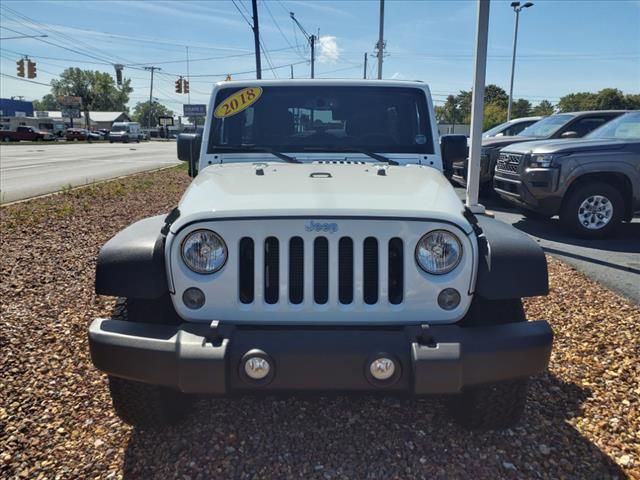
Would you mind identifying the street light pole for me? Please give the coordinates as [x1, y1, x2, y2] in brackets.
[507, 1, 533, 121]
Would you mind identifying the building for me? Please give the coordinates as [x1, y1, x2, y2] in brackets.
[0, 98, 34, 117]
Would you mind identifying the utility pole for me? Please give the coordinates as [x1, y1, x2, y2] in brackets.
[186, 46, 191, 104]
[507, 2, 534, 121]
[144, 66, 160, 129]
[376, 0, 385, 79]
[290, 64, 294, 79]
[252, 0, 262, 79]
[290, 12, 315, 78]
[363, 52, 368, 79]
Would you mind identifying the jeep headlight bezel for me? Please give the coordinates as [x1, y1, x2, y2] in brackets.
[181, 229, 228, 274]
[528, 153, 554, 168]
[415, 230, 463, 275]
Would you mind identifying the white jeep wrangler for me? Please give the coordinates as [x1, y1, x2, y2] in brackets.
[89, 80, 552, 429]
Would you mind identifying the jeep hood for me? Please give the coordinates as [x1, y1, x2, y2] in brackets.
[172, 163, 471, 233]
[500, 137, 635, 155]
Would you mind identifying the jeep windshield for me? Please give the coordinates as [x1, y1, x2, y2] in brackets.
[587, 112, 640, 139]
[518, 114, 574, 138]
[207, 86, 433, 155]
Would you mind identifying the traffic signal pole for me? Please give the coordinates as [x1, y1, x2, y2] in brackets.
[252, 0, 262, 79]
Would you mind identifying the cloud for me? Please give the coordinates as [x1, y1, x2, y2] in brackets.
[318, 36, 341, 63]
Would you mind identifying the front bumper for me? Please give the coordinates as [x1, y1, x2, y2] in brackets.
[89, 319, 553, 394]
[494, 167, 562, 215]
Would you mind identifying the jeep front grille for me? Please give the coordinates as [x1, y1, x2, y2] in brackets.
[238, 236, 404, 305]
[495, 152, 523, 174]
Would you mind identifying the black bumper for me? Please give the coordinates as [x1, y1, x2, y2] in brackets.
[494, 169, 562, 215]
[89, 319, 553, 394]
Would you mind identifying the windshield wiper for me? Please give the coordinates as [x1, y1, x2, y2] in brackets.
[214, 145, 301, 163]
[301, 146, 398, 165]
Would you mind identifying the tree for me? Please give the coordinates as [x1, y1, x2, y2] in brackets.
[558, 92, 598, 112]
[32, 94, 58, 111]
[485, 84, 509, 109]
[533, 100, 555, 116]
[483, 103, 507, 130]
[132, 101, 173, 128]
[511, 99, 532, 118]
[50, 67, 132, 126]
[595, 88, 626, 110]
[624, 94, 640, 110]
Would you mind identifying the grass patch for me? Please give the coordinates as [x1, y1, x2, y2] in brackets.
[1, 165, 190, 231]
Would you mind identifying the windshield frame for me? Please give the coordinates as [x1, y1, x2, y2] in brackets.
[206, 85, 435, 155]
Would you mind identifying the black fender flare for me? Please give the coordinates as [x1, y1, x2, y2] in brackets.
[95, 215, 168, 299]
[474, 216, 548, 299]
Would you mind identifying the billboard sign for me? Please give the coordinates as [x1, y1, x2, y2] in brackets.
[158, 116, 174, 126]
[183, 104, 206, 117]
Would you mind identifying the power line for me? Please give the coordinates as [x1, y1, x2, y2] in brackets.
[1, 72, 51, 86]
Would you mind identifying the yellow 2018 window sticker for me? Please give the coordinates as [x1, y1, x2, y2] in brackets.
[214, 87, 263, 119]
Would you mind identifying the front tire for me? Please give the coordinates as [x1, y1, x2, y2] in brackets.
[560, 181, 623, 239]
[448, 379, 529, 429]
[108, 376, 190, 427]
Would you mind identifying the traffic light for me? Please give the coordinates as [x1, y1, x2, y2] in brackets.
[183, 79, 189, 94]
[115, 65, 123, 86]
[16, 59, 25, 77]
[175, 77, 183, 94]
[27, 60, 36, 79]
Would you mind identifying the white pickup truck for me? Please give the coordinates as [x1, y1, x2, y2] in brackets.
[89, 80, 552, 430]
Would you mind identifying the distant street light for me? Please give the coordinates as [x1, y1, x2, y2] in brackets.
[507, 1, 534, 121]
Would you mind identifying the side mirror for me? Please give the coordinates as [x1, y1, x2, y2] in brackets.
[561, 131, 578, 139]
[177, 133, 202, 178]
[440, 134, 468, 180]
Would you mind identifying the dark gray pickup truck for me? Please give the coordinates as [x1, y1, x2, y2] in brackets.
[494, 111, 640, 238]
[453, 110, 627, 190]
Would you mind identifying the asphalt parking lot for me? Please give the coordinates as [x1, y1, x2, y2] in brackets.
[0, 141, 180, 204]
[454, 187, 640, 304]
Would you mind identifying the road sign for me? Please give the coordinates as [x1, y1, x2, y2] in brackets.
[62, 108, 81, 119]
[158, 116, 174, 127]
[183, 104, 206, 117]
[57, 96, 82, 107]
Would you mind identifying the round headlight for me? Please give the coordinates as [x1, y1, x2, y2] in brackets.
[415, 230, 462, 274]
[181, 229, 227, 274]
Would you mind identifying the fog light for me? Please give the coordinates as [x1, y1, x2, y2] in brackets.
[182, 287, 205, 309]
[369, 357, 396, 381]
[438, 288, 461, 310]
[244, 357, 271, 380]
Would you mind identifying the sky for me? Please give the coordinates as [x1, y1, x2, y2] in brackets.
[0, 0, 638, 114]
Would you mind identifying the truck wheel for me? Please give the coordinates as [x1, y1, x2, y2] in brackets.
[560, 181, 623, 239]
[448, 379, 529, 429]
[108, 376, 190, 427]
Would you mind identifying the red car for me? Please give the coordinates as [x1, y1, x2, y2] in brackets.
[0, 126, 55, 142]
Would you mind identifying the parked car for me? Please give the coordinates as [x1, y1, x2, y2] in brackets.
[482, 116, 543, 139]
[494, 111, 640, 238]
[88, 80, 552, 431]
[452, 110, 628, 190]
[108, 122, 142, 143]
[65, 128, 101, 141]
[0, 125, 56, 142]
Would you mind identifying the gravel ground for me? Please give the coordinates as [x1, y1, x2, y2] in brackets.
[1, 166, 638, 479]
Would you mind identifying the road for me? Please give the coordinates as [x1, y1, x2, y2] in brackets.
[0, 142, 180, 203]
[454, 187, 640, 304]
